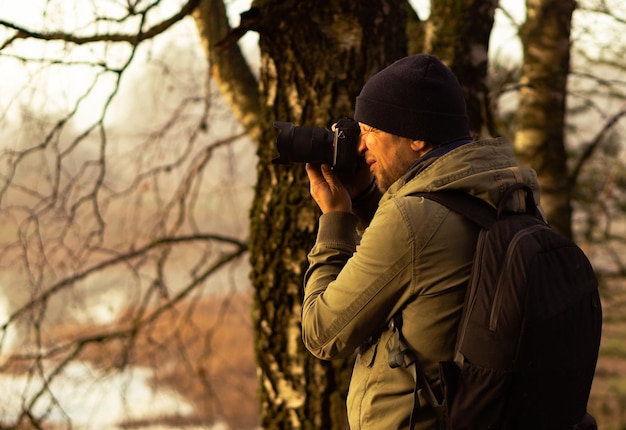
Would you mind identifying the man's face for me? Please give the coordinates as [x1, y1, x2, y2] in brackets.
[357, 123, 420, 192]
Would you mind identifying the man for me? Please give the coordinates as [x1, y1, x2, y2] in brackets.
[301, 54, 540, 429]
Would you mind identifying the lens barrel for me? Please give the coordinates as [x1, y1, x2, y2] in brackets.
[273, 122, 335, 166]
[272, 118, 360, 172]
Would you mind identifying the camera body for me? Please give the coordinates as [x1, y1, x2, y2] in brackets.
[272, 118, 361, 173]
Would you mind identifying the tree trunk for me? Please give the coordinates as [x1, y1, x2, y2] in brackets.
[192, 0, 261, 140]
[248, 1, 408, 427]
[515, 0, 576, 237]
[426, 0, 499, 138]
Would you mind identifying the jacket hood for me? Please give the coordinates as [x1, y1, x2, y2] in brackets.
[381, 137, 540, 212]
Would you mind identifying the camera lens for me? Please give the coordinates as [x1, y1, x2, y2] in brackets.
[273, 122, 335, 165]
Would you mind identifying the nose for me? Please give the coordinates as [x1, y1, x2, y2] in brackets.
[357, 134, 367, 156]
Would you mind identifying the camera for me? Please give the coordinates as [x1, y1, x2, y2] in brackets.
[272, 118, 361, 173]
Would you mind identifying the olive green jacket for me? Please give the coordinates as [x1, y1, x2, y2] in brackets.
[302, 137, 540, 429]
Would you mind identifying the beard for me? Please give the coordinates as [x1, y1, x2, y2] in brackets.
[375, 158, 414, 192]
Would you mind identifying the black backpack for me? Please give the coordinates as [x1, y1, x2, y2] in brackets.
[390, 183, 602, 430]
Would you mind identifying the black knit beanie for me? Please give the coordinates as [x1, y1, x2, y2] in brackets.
[354, 54, 471, 143]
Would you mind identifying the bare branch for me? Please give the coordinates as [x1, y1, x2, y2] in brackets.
[0, 0, 201, 49]
[570, 105, 626, 186]
[2, 233, 247, 331]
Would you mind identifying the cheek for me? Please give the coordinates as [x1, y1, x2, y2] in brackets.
[368, 138, 385, 157]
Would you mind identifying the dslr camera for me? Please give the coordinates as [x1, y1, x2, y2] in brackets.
[272, 118, 361, 173]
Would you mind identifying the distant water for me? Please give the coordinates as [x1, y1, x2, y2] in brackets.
[0, 361, 214, 429]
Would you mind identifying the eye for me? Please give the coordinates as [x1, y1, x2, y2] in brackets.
[361, 126, 376, 135]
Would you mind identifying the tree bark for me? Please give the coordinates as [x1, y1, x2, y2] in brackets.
[515, 0, 576, 237]
[192, 0, 261, 140]
[248, 1, 408, 427]
[426, 0, 499, 138]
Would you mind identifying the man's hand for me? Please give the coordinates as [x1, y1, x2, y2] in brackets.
[305, 164, 352, 214]
[335, 156, 374, 199]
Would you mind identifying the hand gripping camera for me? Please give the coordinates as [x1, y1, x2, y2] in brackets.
[272, 118, 361, 173]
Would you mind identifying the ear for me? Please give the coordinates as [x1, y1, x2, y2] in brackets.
[410, 139, 428, 153]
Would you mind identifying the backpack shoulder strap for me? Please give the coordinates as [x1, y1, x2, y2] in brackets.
[413, 190, 496, 229]
[414, 182, 539, 227]
[397, 186, 530, 428]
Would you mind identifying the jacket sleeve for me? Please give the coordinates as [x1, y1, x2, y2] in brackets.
[302, 200, 414, 360]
